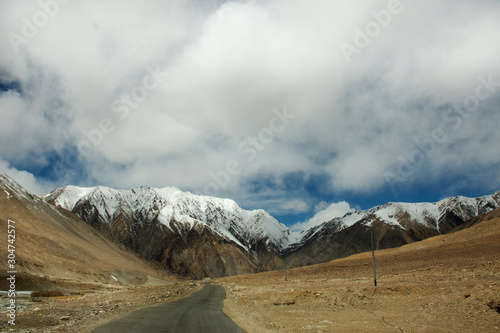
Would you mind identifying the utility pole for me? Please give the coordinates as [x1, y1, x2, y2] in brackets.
[371, 229, 377, 287]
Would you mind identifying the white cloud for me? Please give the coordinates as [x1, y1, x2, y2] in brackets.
[0, 159, 52, 195]
[292, 201, 355, 231]
[280, 199, 310, 214]
[1, 0, 500, 213]
[313, 201, 329, 213]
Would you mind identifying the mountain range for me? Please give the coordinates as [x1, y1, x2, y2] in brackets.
[40, 177, 500, 277]
[42, 184, 293, 278]
[1, 171, 499, 279]
[0, 173, 173, 290]
[283, 191, 500, 267]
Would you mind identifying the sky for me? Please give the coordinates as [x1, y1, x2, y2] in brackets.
[1, 0, 500, 230]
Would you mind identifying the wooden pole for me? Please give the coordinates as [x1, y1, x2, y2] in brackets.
[371, 229, 377, 287]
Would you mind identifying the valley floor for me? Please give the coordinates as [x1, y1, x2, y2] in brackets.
[0, 281, 199, 332]
[3, 218, 499, 332]
[219, 218, 500, 332]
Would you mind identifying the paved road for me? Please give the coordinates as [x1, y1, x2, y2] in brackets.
[93, 284, 245, 333]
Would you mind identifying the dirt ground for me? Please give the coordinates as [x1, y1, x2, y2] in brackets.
[0, 281, 200, 332]
[2, 218, 499, 332]
[219, 218, 500, 332]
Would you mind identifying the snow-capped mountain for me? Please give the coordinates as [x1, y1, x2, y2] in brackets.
[0, 172, 173, 286]
[42, 184, 295, 278]
[1, 172, 41, 203]
[43, 185, 292, 252]
[5, 168, 499, 278]
[42, 180, 500, 276]
[285, 191, 500, 267]
[295, 192, 500, 247]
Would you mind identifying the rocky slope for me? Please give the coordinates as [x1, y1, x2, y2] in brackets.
[220, 209, 500, 333]
[284, 192, 500, 267]
[44, 180, 500, 276]
[5, 168, 498, 279]
[0, 173, 174, 290]
[43, 185, 292, 278]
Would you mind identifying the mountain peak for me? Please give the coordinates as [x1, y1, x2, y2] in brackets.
[4, 171, 500, 278]
[43, 184, 292, 253]
[0, 172, 38, 202]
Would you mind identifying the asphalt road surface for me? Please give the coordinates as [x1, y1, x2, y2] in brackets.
[93, 284, 245, 333]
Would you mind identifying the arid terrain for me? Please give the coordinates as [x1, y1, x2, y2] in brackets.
[4, 214, 498, 333]
[1, 281, 200, 332]
[219, 214, 500, 332]
[0, 176, 198, 332]
[0, 186, 176, 290]
[1, 175, 499, 332]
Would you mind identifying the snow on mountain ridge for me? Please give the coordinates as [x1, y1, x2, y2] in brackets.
[42, 180, 500, 253]
[43, 184, 292, 252]
[289, 191, 500, 249]
[339, 192, 500, 231]
[1, 173, 39, 202]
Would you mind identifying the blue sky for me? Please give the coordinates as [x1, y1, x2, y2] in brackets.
[1, 0, 500, 230]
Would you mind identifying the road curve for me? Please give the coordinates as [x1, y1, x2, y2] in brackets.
[93, 284, 244, 333]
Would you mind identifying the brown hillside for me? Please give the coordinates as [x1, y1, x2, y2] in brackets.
[219, 211, 500, 332]
[0, 186, 175, 291]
